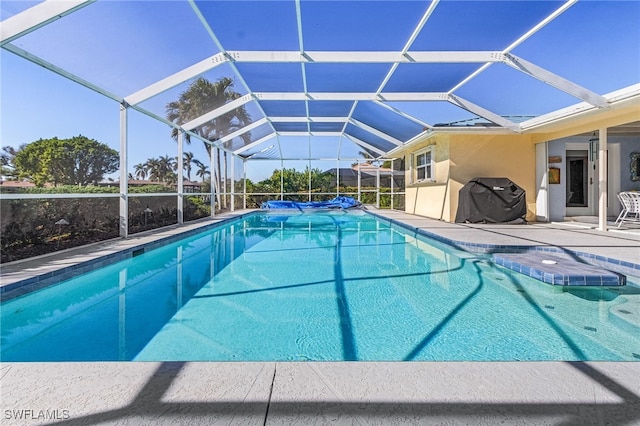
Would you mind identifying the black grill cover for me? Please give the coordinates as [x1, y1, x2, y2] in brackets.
[455, 177, 526, 224]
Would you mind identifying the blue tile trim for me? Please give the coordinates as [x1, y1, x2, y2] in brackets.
[493, 253, 625, 286]
[366, 211, 639, 282]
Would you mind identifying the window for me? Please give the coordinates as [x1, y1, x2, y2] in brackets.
[412, 146, 434, 183]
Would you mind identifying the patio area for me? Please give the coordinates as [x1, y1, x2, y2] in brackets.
[2, 360, 639, 425]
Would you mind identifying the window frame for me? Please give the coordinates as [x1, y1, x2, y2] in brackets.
[411, 145, 435, 184]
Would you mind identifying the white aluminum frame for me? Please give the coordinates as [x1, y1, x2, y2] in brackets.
[0, 0, 630, 242]
[0, 0, 95, 46]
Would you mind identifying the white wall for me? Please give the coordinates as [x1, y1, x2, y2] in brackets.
[535, 142, 549, 222]
[547, 138, 573, 221]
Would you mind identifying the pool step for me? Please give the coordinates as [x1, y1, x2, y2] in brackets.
[493, 253, 626, 286]
[610, 299, 640, 331]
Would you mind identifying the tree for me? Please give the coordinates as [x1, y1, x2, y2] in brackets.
[144, 158, 161, 182]
[182, 151, 195, 181]
[144, 155, 176, 184]
[194, 159, 210, 182]
[14, 136, 118, 186]
[157, 155, 177, 184]
[133, 162, 148, 180]
[1, 144, 24, 178]
[166, 77, 252, 207]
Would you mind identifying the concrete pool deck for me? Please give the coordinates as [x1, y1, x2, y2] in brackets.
[2, 361, 639, 425]
[1, 209, 639, 425]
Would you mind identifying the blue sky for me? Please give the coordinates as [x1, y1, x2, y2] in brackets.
[1, 0, 639, 182]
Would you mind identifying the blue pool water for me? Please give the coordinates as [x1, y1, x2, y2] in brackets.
[1, 211, 639, 361]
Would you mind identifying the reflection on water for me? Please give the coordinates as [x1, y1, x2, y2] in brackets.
[1, 211, 638, 361]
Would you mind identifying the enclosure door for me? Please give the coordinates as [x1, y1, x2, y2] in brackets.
[565, 147, 595, 216]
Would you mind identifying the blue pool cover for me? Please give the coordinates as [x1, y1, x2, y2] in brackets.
[261, 196, 361, 210]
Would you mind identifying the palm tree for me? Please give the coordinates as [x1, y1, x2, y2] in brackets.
[182, 151, 194, 181]
[166, 77, 252, 208]
[144, 158, 161, 182]
[157, 155, 177, 184]
[194, 159, 210, 182]
[133, 162, 147, 180]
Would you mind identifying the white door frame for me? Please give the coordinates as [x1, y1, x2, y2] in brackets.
[564, 134, 619, 224]
[565, 142, 595, 216]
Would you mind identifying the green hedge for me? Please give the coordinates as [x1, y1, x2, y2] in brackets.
[0, 185, 209, 263]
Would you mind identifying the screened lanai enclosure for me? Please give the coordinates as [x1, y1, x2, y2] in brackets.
[1, 0, 639, 261]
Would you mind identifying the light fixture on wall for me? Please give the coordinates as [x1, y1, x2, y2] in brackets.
[588, 131, 599, 161]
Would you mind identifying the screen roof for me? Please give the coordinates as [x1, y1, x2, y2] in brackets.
[2, 0, 638, 160]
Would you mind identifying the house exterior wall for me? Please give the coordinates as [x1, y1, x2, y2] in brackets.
[401, 101, 639, 223]
[404, 135, 451, 220]
[449, 134, 536, 222]
[544, 135, 640, 221]
[405, 133, 536, 222]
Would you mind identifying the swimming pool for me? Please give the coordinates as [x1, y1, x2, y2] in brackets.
[1, 210, 638, 361]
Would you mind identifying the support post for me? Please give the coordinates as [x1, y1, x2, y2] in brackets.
[390, 159, 395, 210]
[280, 160, 284, 200]
[223, 152, 227, 209]
[336, 158, 340, 197]
[211, 147, 216, 217]
[376, 164, 380, 209]
[177, 131, 184, 224]
[357, 160, 362, 202]
[230, 155, 235, 212]
[308, 158, 312, 202]
[598, 128, 608, 232]
[243, 160, 247, 210]
[119, 102, 128, 238]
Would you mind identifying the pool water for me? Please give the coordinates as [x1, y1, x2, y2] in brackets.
[2, 211, 639, 361]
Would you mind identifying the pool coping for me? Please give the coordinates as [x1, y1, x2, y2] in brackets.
[2, 208, 640, 301]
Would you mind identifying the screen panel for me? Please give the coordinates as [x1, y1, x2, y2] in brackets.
[412, 1, 565, 51]
[195, 0, 299, 50]
[13, 1, 217, 95]
[301, 0, 429, 51]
